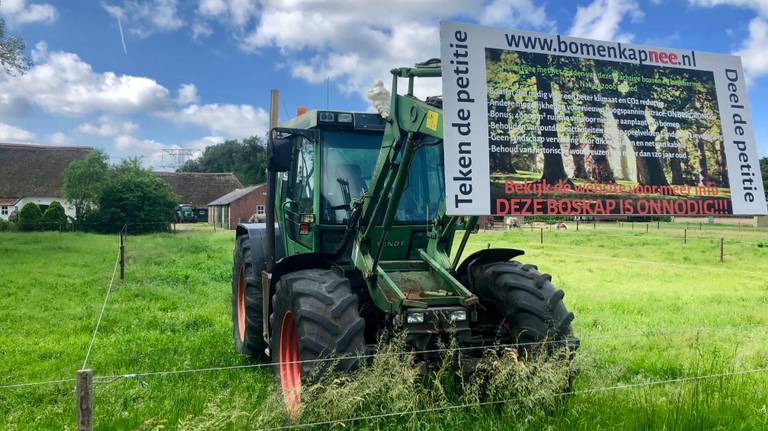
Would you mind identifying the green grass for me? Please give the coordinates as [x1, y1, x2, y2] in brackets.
[1, 223, 767, 429]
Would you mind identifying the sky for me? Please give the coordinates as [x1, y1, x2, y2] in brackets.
[1, 0, 767, 169]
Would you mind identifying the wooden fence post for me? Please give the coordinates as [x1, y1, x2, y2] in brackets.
[720, 238, 724, 263]
[576, 220, 579, 231]
[76, 369, 93, 431]
[684, 228, 687, 244]
[540, 228, 543, 244]
[119, 229, 125, 282]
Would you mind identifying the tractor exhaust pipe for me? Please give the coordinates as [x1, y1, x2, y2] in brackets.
[265, 89, 279, 273]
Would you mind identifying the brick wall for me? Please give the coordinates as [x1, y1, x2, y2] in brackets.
[226, 184, 268, 229]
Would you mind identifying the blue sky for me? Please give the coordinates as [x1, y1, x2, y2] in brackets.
[1, 0, 767, 168]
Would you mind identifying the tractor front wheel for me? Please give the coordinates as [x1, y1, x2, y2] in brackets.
[269, 268, 365, 416]
[469, 260, 579, 352]
[231, 236, 268, 359]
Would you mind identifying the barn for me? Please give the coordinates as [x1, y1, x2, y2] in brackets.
[153, 172, 243, 222]
[0, 143, 93, 221]
[207, 184, 268, 229]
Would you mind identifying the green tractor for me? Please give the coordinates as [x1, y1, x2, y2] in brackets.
[232, 61, 577, 411]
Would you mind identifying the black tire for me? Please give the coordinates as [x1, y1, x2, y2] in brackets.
[469, 260, 578, 352]
[232, 236, 268, 359]
[269, 269, 365, 382]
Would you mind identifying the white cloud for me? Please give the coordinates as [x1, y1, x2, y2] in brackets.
[238, 0, 555, 102]
[689, 0, 768, 16]
[114, 134, 164, 152]
[101, 0, 183, 38]
[0, 42, 172, 116]
[689, 0, 768, 79]
[736, 17, 768, 80]
[479, 0, 554, 30]
[0, 0, 57, 25]
[191, 19, 213, 40]
[47, 131, 70, 146]
[177, 83, 200, 105]
[568, 0, 643, 42]
[184, 135, 225, 159]
[197, 0, 259, 27]
[78, 116, 139, 136]
[1, 41, 267, 142]
[0, 122, 35, 143]
[160, 103, 269, 138]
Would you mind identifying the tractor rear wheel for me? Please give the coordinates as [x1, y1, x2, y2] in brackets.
[469, 260, 578, 352]
[269, 269, 365, 415]
[231, 236, 268, 359]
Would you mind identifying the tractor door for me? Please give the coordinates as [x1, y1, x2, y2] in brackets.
[283, 135, 317, 253]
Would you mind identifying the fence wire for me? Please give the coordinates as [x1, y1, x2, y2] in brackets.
[89, 322, 768, 384]
[81, 228, 123, 369]
[254, 366, 768, 431]
[525, 247, 767, 276]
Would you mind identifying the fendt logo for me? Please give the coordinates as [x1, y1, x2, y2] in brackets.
[384, 240, 406, 247]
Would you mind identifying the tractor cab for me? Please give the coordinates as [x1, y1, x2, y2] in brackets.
[272, 110, 445, 263]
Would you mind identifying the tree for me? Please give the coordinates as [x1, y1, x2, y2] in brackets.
[0, 11, 31, 75]
[63, 150, 110, 223]
[92, 160, 178, 233]
[178, 137, 267, 185]
[17, 202, 42, 231]
[531, 54, 570, 184]
[41, 201, 67, 230]
[761, 156, 768, 202]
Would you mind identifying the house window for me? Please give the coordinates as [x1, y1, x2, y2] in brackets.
[1, 206, 7, 216]
[256, 205, 265, 215]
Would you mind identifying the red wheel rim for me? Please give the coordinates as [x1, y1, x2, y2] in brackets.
[279, 311, 301, 417]
[236, 266, 246, 343]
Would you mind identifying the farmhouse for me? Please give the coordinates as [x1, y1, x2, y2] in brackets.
[153, 172, 242, 222]
[208, 183, 267, 229]
[0, 143, 93, 221]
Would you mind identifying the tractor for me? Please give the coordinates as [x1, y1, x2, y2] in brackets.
[231, 60, 577, 411]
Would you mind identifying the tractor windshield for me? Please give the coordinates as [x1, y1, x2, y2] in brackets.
[320, 130, 444, 225]
[321, 130, 378, 224]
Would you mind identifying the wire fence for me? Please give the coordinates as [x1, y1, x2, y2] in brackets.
[2, 219, 767, 429]
[3, 321, 767, 391]
[507, 220, 768, 246]
[81, 228, 124, 369]
[253, 366, 768, 431]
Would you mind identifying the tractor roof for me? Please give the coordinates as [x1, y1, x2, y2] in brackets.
[281, 109, 385, 132]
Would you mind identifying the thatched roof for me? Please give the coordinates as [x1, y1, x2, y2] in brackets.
[154, 172, 243, 208]
[0, 143, 93, 199]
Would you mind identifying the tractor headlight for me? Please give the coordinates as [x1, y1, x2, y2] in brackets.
[318, 111, 335, 122]
[449, 310, 467, 322]
[406, 312, 425, 324]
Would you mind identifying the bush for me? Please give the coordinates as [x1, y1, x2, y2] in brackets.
[17, 203, 43, 231]
[41, 201, 67, 231]
[0, 219, 15, 232]
[90, 161, 178, 234]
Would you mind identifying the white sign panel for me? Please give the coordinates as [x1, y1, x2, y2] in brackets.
[440, 21, 767, 216]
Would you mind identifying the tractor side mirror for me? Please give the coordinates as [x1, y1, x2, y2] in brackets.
[268, 138, 292, 172]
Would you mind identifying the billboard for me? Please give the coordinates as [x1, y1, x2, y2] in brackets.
[440, 21, 767, 216]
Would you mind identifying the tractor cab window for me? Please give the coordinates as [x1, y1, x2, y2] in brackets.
[395, 135, 444, 224]
[320, 131, 380, 224]
[290, 136, 315, 214]
[284, 136, 315, 247]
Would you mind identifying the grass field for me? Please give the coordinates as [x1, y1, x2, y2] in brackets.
[1, 223, 767, 430]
